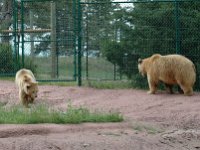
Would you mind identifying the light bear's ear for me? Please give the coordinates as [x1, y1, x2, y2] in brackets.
[24, 83, 31, 94]
[138, 58, 143, 64]
[24, 75, 29, 82]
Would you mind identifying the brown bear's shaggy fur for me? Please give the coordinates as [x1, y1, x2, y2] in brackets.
[138, 54, 196, 96]
[15, 68, 38, 107]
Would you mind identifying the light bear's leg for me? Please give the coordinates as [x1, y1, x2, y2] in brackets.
[147, 75, 158, 94]
[19, 90, 29, 107]
[19, 90, 24, 102]
[22, 96, 29, 107]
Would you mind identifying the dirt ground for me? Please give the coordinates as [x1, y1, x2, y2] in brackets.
[0, 80, 200, 150]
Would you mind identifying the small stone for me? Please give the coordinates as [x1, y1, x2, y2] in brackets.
[83, 143, 90, 147]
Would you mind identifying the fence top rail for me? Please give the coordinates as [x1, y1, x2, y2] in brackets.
[0, 29, 51, 33]
[80, 0, 199, 4]
[21, 0, 52, 2]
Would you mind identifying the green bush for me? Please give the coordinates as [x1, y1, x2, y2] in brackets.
[101, 40, 140, 79]
[131, 74, 148, 89]
[23, 57, 37, 75]
[131, 74, 169, 91]
[0, 44, 14, 74]
[16, 56, 37, 75]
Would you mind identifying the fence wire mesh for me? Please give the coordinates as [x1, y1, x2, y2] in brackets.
[81, 0, 200, 90]
[0, 0, 200, 90]
[19, 0, 77, 81]
[0, 0, 15, 76]
[0, 0, 77, 81]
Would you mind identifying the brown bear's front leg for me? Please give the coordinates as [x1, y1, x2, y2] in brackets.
[147, 75, 158, 94]
[165, 83, 174, 94]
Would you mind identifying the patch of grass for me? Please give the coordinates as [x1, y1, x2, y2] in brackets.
[37, 80, 133, 89]
[0, 77, 14, 81]
[132, 122, 164, 134]
[83, 80, 133, 89]
[0, 104, 123, 124]
[38, 81, 77, 87]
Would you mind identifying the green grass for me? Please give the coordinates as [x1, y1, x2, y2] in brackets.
[33, 56, 121, 80]
[83, 80, 133, 89]
[0, 104, 123, 124]
[36, 80, 133, 89]
[0, 77, 14, 81]
[38, 81, 77, 86]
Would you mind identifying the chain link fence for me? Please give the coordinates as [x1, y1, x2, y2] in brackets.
[19, 0, 77, 81]
[0, 0, 78, 81]
[0, 0, 15, 76]
[0, 0, 200, 90]
[80, 0, 200, 90]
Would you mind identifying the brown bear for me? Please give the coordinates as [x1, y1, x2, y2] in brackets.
[15, 68, 38, 107]
[138, 54, 196, 96]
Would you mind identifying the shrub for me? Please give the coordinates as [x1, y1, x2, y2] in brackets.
[0, 43, 14, 74]
[131, 74, 148, 89]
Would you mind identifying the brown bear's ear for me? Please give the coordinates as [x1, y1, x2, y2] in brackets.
[138, 58, 143, 64]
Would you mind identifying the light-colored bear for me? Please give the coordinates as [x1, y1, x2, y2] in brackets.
[15, 68, 38, 107]
[138, 54, 196, 96]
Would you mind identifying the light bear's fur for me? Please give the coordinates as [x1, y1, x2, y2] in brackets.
[15, 68, 38, 107]
[138, 54, 196, 96]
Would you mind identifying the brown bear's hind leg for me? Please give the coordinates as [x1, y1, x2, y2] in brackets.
[183, 87, 193, 96]
[178, 86, 184, 94]
[178, 82, 193, 96]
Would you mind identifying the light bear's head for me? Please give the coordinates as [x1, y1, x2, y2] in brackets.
[138, 58, 146, 77]
[24, 82, 38, 99]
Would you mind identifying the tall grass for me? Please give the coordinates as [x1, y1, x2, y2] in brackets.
[0, 104, 123, 124]
[33, 56, 120, 80]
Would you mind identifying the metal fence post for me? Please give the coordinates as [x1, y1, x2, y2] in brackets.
[174, 0, 181, 54]
[77, 0, 82, 86]
[73, 0, 77, 81]
[21, 1, 25, 67]
[13, 0, 18, 71]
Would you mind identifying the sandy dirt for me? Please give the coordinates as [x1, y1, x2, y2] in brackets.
[0, 80, 200, 150]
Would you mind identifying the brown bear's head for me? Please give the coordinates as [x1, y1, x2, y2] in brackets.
[138, 58, 146, 77]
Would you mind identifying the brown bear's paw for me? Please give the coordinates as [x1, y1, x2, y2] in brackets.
[182, 87, 193, 96]
[147, 91, 155, 94]
[184, 91, 193, 96]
